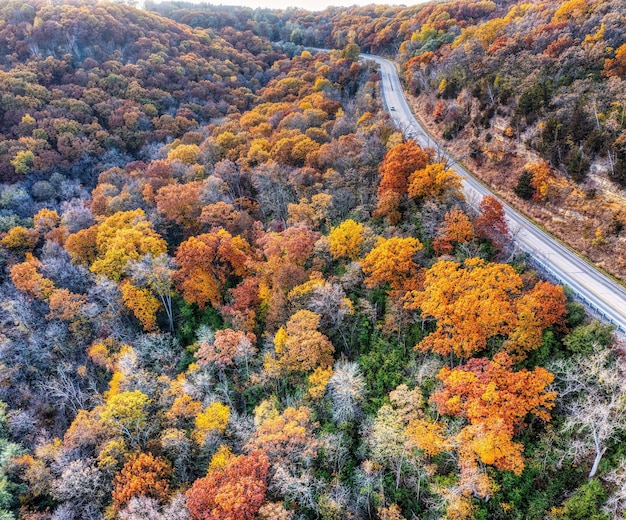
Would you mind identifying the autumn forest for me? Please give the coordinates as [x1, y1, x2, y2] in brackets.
[0, 0, 625, 519]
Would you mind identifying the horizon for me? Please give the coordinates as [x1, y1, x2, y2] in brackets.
[145, 0, 408, 12]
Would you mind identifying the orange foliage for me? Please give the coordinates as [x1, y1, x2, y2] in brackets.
[374, 141, 430, 222]
[196, 329, 257, 369]
[155, 181, 204, 235]
[433, 209, 474, 255]
[10, 254, 55, 300]
[47, 288, 87, 321]
[474, 196, 509, 251]
[247, 407, 319, 464]
[361, 236, 422, 290]
[407, 163, 463, 202]
[174, 229, 251, 308]
[405, 258, 521, 358]
[112, 452, 171, 510]
[525, 161, 553, 201]
[431, 352, 556, 474]
[507, 281, 567, 358]
[604, 43, 626, 78]
[186, 450, 269, 520]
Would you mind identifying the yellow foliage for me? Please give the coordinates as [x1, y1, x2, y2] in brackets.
[308, 366, 333, 399]
[264, 310, 334, 376]
[208, 445, 235, 473]
[1, 226, 38, 253]
[97, 437, 128, 471]
[361, 236, 423, 290]
[378, 504, 407, 520]
[253, 399, 279, 427]
[328, 219, 364, 261]
[167, 143, 200, 164]
[34, 208, 61, 234]
[552, 0, 587, 23]
[407, 163, 463, 202]
[195, 402, 230, 442]
[120, 281, 160, 330]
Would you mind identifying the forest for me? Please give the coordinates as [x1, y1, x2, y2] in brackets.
[155, 0, 626, 280]
[0, 0, 624, 519]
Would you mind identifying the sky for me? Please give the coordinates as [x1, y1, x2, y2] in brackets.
[156, 0, 407, 12]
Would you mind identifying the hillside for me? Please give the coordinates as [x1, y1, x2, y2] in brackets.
[0, 1, 624, 520]
[157, 0, 626, 280]
[0, 0, 280, 233]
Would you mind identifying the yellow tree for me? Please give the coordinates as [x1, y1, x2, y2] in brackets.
[328, 219, 364, 261]
[264, 310, 334, 376]
[361, 236, 422, 290]
[65, 209, 167, 281]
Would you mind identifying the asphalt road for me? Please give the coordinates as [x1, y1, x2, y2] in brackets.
[358, 51, 626, 334]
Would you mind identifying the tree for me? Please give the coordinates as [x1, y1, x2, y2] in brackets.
[112, 453, 171, 510]
[1, 226, 38, 254]
[551, 346, 626, 479]
[433, 209, 474, 255]
[407, 163, 463, 203]
[405, 258, 521, 359]
[127, 254, 176, 332]
[194, 402, 230, 444]
[196, 329, 257, 371]
[47, 288, 87, 321]
[604, 43, 626, 78]
[174, 229, 251, 309]
[65, 210, 167, 282]
[247, 407, 318, 467]
[155, 181, 204, 236]
[374, 141, 430, 223]
[264, 310, 334, 376]
[507, 280, 567, 358]
[120, 281, 161, 331]
[431, 352, 556, 474]
[327, 219, 364, 261]
[186, 450, 269, 520]
[474, 195, 509, 252]
[99, 390, 151, 448]
[327, 361, 365, 425]
[10, 253, 55, 300]
[361, 236, 422, 290]
[167, 144, 200, 164]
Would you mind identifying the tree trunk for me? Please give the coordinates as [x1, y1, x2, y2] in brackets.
[588, 446, 607, 479]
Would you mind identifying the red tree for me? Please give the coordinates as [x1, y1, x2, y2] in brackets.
[186, 450, 269, 520]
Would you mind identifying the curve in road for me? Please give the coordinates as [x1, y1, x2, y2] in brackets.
[309, 48, 626, 334]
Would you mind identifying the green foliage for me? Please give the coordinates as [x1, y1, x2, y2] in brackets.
[557, 479, 609, 520]
[563, 320, 614, 355]
[359, 337, 410, 413]
[514, 170, 535, 200]
[176, 297, 224, 347]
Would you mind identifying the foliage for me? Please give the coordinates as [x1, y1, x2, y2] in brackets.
[186, 450, 269, 520]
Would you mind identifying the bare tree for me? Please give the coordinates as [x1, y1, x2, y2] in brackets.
[550, 344, 626, 479]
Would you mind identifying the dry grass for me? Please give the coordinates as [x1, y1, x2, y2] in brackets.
[407, 93, 626, 283]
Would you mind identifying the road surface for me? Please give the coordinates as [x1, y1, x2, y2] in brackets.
[310, 48, 626, 333]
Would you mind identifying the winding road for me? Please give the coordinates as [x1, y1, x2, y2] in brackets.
[318, 49, 626, 334]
